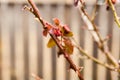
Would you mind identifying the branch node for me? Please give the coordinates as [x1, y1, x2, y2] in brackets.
[78, 67, 84, 71]
[23, 5, 34, 13]
[31, 73, 43, 80]
[103, 34, 112, 43]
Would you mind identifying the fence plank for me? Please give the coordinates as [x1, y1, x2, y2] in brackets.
[28, 14, 38, 80]
[97, 6, 108, 80]
[69, 6, 80, 80]
[1, 4, 12, 80]
[41, 5, 52, 80]
[37, 5, 44, 78]
[0, 3, 2, 80]
[55, 5, 66, 80]
[14, 5, 25, 80]
[83, 6, 93, 80]
[111, 22, 120, 80]
[83, 31, 93, 80]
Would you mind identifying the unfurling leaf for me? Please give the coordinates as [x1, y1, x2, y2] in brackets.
[53, 18, 60, 26]
[53, 28, 62, 37]
[63, 38, 74, 55]
[62, 25, 73, 37]
[47, 38, 56, 48]
[43, 30, 48, 37]
[112, 0, 117, 4]
[43, 22, 53, 37]
[63, 25, 71, 32]
[74, 0, 79, 6]
[44, 22, 52, 30]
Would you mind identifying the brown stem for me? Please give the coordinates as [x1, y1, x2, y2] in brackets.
[28, 0, 45, 27]
[108, 0, 120, 28]
[27, 0, 84, 80]
[31, 73, 42, 80]
[72, 37, 115, 71]
[77, 0, 119, 68]
[50, 34, 83, 80]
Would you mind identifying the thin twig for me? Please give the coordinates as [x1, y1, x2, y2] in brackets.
[91, 1, 99, 21]
[27, 0, 45, 27]
[31, 73, 42, 80]
[108, 0, 120, 28]
[72, 37, 115, 71]
[77, 1, 119, 68]
[26, 0, 84, 80]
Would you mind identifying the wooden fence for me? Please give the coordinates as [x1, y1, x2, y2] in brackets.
[0, 1, 120, 80]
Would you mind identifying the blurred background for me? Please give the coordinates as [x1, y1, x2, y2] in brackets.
[0, 0, 120, 80]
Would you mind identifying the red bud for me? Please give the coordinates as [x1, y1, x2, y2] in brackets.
[112, 0, 116, 4]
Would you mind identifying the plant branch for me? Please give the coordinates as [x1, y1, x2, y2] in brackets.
[27, 0, 45, 27]
[76, 0, 119, 68]
[31, 73, 43, 80]
[26, 0, 84, 80]
[91, 1, 99, 21]
[108, 0, 120, 28]
[72, 37, 116, 71]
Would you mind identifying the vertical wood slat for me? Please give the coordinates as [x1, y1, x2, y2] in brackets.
[22, 6, 29, 80]
[83, 31, 93, 80]
[97, 6, 108, 80]
[83, 6, 93, 80]
[50, 5, 57, 80]
[0, 3, 2, 80]
[0, 2, 2, 79]
[10, 6, 15, 80]
[69, 6, 80, 80]
[56, 5, 66, 80]
[1, 4, 12, 80]
[37, 5, 44, 78]
[14, 5, 24, 80]
[28, 12, 38, 80]
[111, 23, 120, 80]
[42, 5, 52, 80]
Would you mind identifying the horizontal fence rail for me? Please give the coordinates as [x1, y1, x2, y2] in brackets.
[0, 0, 96, 5]
[0, 1, 120, 80]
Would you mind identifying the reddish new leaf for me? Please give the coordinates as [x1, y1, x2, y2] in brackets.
[112, 0, 116, 4]
[63, 38, 74, 55]
[53, 28, 62, 37]
[43, 22, 53, 37]
[53, 18, 60, 26]
[62, 25, 73, 37]
[63, 25, 71, 32]
[74, 0, 79, 6]
[43, 30, 48, 37]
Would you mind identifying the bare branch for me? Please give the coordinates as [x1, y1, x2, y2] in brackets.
[76, 0, 119, 68]
[31, 73, 43, 80]
[108, 0, 120, 28]
[72, 37, 116, 71]
[26, 0, 84, 80]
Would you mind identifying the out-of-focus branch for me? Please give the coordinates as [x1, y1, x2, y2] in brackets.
[72, 38, 116, 71]
[108, 0, 120, 28]
[26, 0, 84, 80]
[76, 0, 119, 68]
[31, 74, 43, 80]
[91, 1, 99, 21]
